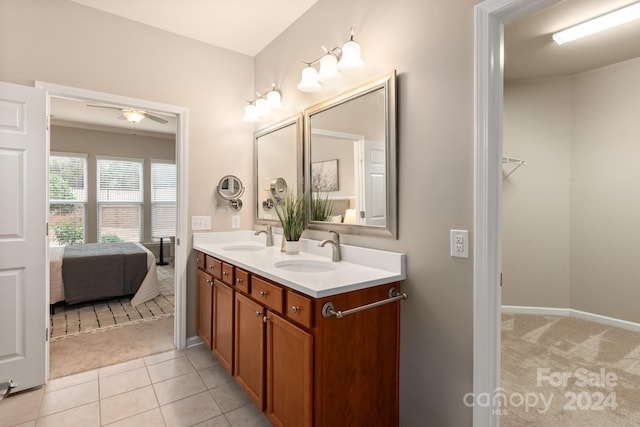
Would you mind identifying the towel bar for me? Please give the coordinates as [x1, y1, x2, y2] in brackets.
[321, 287, 408, 319]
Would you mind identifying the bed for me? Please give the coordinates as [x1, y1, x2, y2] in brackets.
[50, 242, 159, 307]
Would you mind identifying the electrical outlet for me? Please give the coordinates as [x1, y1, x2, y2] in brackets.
[450, 229, 469, 258]
[232, 215, 240, 229]
[192, 216, 211, 230]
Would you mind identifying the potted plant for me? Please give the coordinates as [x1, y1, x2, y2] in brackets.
[274, 190, 307, 254]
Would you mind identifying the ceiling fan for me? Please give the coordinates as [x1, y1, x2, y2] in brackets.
[86, 104, 169, 124]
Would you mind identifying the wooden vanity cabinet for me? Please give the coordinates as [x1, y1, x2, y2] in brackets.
[195, 250, 401, 427]
[196, 268, 213, 350]
[234, 292, 266, 410]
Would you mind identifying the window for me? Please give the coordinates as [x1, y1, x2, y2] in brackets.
[49, 153, 87, 246]
[151, 161, 176, 239]
[97, 157, 143, 243]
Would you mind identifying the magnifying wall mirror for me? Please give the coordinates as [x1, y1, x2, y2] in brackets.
[305, 71, 397, 238]
[217, 175, 244, 211]
[255, 115, 303, 224]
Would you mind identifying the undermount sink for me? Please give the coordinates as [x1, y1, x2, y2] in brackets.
[273, 259, 337, 273]
[221, 244, 265, 252]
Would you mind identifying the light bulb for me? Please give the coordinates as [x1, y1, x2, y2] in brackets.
[255, 97, 268, 116]
[123, 110, 145, 123]
[266, 89, 282, 109]
[242, 103, 260, 123]
[337, 39, 364, 72]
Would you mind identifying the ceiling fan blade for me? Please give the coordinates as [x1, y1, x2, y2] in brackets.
[142, 112, 168, 124]
[86, 104, 124, 111]
[117, 114, 127, 120]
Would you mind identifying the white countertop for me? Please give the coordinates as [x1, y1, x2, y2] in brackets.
[193, 231, 406, 298]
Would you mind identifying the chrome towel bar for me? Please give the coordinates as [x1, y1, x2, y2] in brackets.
[321, 287, 408, 319]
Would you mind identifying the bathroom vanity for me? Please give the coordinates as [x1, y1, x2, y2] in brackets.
[193, 231, 406, 427]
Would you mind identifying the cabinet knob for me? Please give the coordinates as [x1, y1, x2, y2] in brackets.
[223, 271, 228, 277]
[236, 278, 243, 283]
[291, 306, 300, 314]
[196, 257, 200, 263]
[209, 265, 214, 271]
[256, 311, 262, 317]
[263, 315, 270, 323]
[259, 290, 266, 298]
[206, 279, 212, 286]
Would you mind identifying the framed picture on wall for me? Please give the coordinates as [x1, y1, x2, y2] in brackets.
[311, 159, 339, 191]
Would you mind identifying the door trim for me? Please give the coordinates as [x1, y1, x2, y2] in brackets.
[34, 82, 189, 361]
[473, 1, 559, 426]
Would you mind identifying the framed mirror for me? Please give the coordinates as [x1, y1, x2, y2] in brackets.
[305, 71, 397, 238]
[255, 115, 303, 224]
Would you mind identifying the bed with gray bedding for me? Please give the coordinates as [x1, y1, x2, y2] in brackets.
[50, 242, 159, 307]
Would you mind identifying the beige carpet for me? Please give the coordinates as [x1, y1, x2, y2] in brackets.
[501, 313, 640, 426]
[49, 263, 175, 379]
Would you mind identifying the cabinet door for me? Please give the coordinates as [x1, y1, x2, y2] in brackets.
[213, 279, 234, 374]
[266, 311, 313, 427]
[196, 269, 213, 349]
[234, 293, 265, 410]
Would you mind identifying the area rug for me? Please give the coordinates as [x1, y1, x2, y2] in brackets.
[500, 313, 640, 426]
[50, 263, 174, 340]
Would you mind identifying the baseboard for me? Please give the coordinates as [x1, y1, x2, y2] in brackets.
[186, 335, 204, 348]
[502, 305, 640, 332]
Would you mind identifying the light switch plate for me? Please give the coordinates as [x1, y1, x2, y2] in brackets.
[232, 215, 240, 229]
[450, 229, 469, 258]
[192, 216, 211, 230]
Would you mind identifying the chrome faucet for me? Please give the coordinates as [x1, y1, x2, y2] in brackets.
[318, 230, 341, 262]
[254, 225, 273, 246]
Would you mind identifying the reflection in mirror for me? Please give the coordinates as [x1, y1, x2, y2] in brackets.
[255, 115, 303, 224]
[305, 71, 397, 238]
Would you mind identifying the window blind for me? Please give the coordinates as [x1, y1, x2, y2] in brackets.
[97, 158, 143, 243]
[49, 154, 87, 246]
[151, 161, 177, 239]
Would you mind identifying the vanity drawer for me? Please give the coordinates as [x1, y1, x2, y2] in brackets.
[222, 262, 234, 286]
[250, 276, 283, 314]
[196, 251, 205, 270]
[234, 268, 250, 294]
[206, 256, 222, 280]
[286, 290, 313, 329]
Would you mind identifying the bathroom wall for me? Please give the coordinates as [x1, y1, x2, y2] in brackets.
[503, 56, 640, 323]
[254, 0, 478, 425]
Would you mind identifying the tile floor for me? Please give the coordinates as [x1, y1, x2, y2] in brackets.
[0, 344, 273, 427]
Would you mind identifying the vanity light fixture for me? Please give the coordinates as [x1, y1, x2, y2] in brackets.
[297, 27, 364, 93]
[242, 84, 282, 122]
[552, 2, 640, 45]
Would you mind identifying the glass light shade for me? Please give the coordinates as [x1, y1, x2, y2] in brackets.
[297, 66, 322, 92]
[123, 110, 145, 123]
[318, 53, 340, 82]
[266, 89, 282, 109]
[255, 97, 268, 116]
[337, 40, 364, 72]
[242, 104, 260, 122]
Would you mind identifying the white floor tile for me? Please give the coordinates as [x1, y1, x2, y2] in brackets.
[98, 359, 145, 379]
[99, 367, 150, 399]
[39, 381, 98, 417]
[0, 387, 44, 427]
[102, 408, 166, 427]
[147, 356, 195, 383]
[34, 402, 99, 427]
[160, 391, 222, 427]
[46, 370, 97, 393]
[99, 385, 158, 425]
[153, 371, 207, 405]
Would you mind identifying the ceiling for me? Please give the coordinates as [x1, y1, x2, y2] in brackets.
[69, 0, 319, 57]
[505, 0, 640, 80]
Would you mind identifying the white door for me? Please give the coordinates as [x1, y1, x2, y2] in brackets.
[363, 140, 386, 226]
[0, 81, 47, 393]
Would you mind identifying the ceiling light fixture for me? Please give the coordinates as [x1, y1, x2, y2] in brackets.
[122, 110, 145, 124]
[552, 2, 640, 45]
[242, 84, 282, 123]
[297, 27, 364, 93]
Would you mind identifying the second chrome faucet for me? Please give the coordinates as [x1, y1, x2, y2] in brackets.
[254, 224, 273, 246]
[318, 230, 341, 262]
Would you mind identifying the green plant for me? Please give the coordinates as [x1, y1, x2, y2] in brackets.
[53, 223, 83, 246]
[311, 193, 334, 222]
[274, 191, 307, 241]
[101, 233, 124, 243]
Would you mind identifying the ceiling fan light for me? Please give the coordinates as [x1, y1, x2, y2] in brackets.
[123, 110, 145, 124]
[297, 65, 322, 92]
[242, 103, 260, 123]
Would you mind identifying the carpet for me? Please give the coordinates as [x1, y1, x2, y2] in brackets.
[50, 263, 174, 340]
[500, 313, 640, 426]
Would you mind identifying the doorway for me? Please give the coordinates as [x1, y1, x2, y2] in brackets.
[35, 81, 188, 379]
